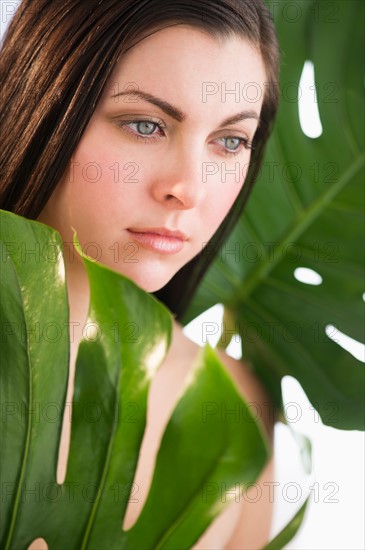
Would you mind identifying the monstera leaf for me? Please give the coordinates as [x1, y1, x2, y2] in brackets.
[1, 210, 270, 549]
[182, 0, 364, 430]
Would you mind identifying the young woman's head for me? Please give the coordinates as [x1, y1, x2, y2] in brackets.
[0, 0, 279, 318]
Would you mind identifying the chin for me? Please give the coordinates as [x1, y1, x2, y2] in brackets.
[113, 263, 177, 294]
[131, 278, 170, 294]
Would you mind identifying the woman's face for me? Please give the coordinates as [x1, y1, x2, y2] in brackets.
[38, 25, 266, 292]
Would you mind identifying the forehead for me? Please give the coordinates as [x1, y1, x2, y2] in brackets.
[100, 25, 267, 119]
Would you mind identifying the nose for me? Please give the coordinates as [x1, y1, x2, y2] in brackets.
[150, 142, 207, 210]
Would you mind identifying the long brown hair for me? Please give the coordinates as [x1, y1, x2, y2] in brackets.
[0, 0, 280, 319]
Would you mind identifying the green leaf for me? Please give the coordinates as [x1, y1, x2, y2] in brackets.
[1, 209, 69, 547]
[263, 497, 310, 550]
[125, 345, 269, 549]
[182, 0, 365, 430]
[1, 210, 269, 548]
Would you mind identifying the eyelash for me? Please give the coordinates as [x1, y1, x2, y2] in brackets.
[117, 119, 254, 157]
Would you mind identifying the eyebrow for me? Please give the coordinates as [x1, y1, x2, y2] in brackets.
[111, 90, 260, 127]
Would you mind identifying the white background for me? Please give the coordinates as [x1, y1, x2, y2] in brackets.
[1, 2, 364, 548]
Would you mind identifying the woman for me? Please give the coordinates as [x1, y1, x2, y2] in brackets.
[0, 0, 280, 548]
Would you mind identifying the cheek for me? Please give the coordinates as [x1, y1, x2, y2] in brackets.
[205, 161, 250, 232]
[72, 146, 118, 201]
[69, 135, 139, 226]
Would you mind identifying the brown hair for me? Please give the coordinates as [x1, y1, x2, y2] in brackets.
[0, 0, 280, 318]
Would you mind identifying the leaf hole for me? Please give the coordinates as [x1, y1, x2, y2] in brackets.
[294, 267, 323, 286]
[298, 60, 323, 139]
[325, 324, 365, 362]
[28, 538, 48, 550]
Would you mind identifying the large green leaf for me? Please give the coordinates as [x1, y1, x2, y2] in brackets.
[125, 344, 269, 549]
[182, 0, 364, 430]
[0, 210, 269, 548]
[1, 210, 69, 544]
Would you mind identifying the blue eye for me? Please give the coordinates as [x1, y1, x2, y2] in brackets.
[133, 121, 158, 135]
[117, 119, 165, 141]
[224, 137, 242, 151]
[216, 135, 253, 156]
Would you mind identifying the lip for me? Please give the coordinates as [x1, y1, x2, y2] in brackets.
[127, 227, 188, 254]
